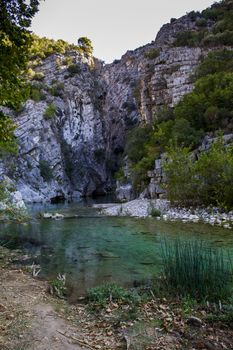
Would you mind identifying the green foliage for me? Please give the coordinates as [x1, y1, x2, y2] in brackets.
[126, 126, 153, 164]
[0, 183, 8, 202]
[164, 138, 233, 209]
[161, 239, 233, 301]
[39, 160, 53, 182]
[0, 1, 39, 109]
[87, 282, 141, 307]
[175, 72, 233, 132]
[32, 71, 45, 81]
[49, 275, 66, 298]
[174, 0, 233, 47]
[144, 48, 160, 60]
[77, 36, 93, 56]
[43, 103, 56, 120]
[67, 63, 81, 76]
[124, 126, 156, 192]
[195, 50, 233, 79]
[114, 168, 127, 184]
[0, 0, 39, 154]
[163, 144, 197, 205]
[196, 18, 207, 27]
[194, 138, 233, 209]
[154, 119, 203, 149]
[0, 112, 17, 155]
[29, 34, 81, 60]
[174, 30, 207, 47]
[49, 82, 64, 97]
[30, 85, 46, 102]
[150, 208, 161, 217]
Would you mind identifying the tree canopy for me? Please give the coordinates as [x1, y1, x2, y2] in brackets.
[0, 0, 40, 153]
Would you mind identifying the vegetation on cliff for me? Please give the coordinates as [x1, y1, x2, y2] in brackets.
[174, 0, 233, 47]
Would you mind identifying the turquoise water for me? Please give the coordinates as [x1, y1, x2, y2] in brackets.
[1, 201, 233, 300]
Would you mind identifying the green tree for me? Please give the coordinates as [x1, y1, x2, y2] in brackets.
[164, 138, 233, 209]
[0, 0, 40, 153]
[163, 144, 197, 205]
[195, 138, 233, 209]
[175, 72, 233, 131]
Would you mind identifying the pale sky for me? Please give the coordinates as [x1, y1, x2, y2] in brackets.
[31, 0, 217, 63]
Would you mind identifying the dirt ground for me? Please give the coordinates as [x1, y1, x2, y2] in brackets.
[0, 266, 90, 350]
[1, 247, 233, 350]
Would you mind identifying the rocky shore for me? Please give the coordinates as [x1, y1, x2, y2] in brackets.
[94, 199, 233, 229]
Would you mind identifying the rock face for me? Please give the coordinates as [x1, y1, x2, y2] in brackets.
[2, 54, 108, 202]
[0, 13, 218, 203]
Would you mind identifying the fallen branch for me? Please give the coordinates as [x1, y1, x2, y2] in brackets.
[57, 330, 95, 350]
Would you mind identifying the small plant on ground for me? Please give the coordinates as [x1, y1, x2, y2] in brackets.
[49, 274, 66, 298]
[150, 207, 161, 217]
[87, 282, 141, 307]
[67, 63, 81, 76]
[49, 82, 64, 97]
[43, 103, 56, 120]
[33, 71, 45, 81]
[30, 87, 46, 102]
[144, 48, 160, 60]
[161, 239, 233, 302]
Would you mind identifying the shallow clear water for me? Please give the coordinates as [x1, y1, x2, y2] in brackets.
[1, 201, 233, 299]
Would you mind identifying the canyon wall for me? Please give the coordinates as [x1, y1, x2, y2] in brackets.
[0, 14, 215, 203]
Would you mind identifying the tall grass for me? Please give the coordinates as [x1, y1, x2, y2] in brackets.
[161, 239, 233, 301]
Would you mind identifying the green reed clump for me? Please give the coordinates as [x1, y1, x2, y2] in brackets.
[161, 239, 233, 302]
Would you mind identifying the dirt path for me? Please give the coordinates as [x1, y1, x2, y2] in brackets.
[0, 267, 87, 350]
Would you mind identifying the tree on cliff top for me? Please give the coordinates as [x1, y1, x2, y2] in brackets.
[0, 0, 40, 154]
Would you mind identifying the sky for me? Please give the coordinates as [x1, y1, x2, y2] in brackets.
[31, 0, 217, 63]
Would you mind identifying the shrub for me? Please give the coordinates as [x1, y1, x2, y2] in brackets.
[150, 208, 161, 217]
[30, 87, 46, 102]
[163, 144, 197, 205]
[67, 63, 81, 76]
[174, 72, 233, 131]
[49, 274, 66, 298]
[195, 50, 233, 79]
[161, 239, 233, 301]
[33, 72, 45, 81]
[194, 138, 233, 209]
[144, 48, 160, 60]
[49, 82, 64, 97]
[114, 168, 127, 184]
[39, 160, 53, 181]
[164, 138, 233, 209]
[77, 37, 93, 56]
[43, 103, 56, 120]
[196, 18, 207, 27]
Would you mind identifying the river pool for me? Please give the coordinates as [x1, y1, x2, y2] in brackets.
[1, 201, 233, 300]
